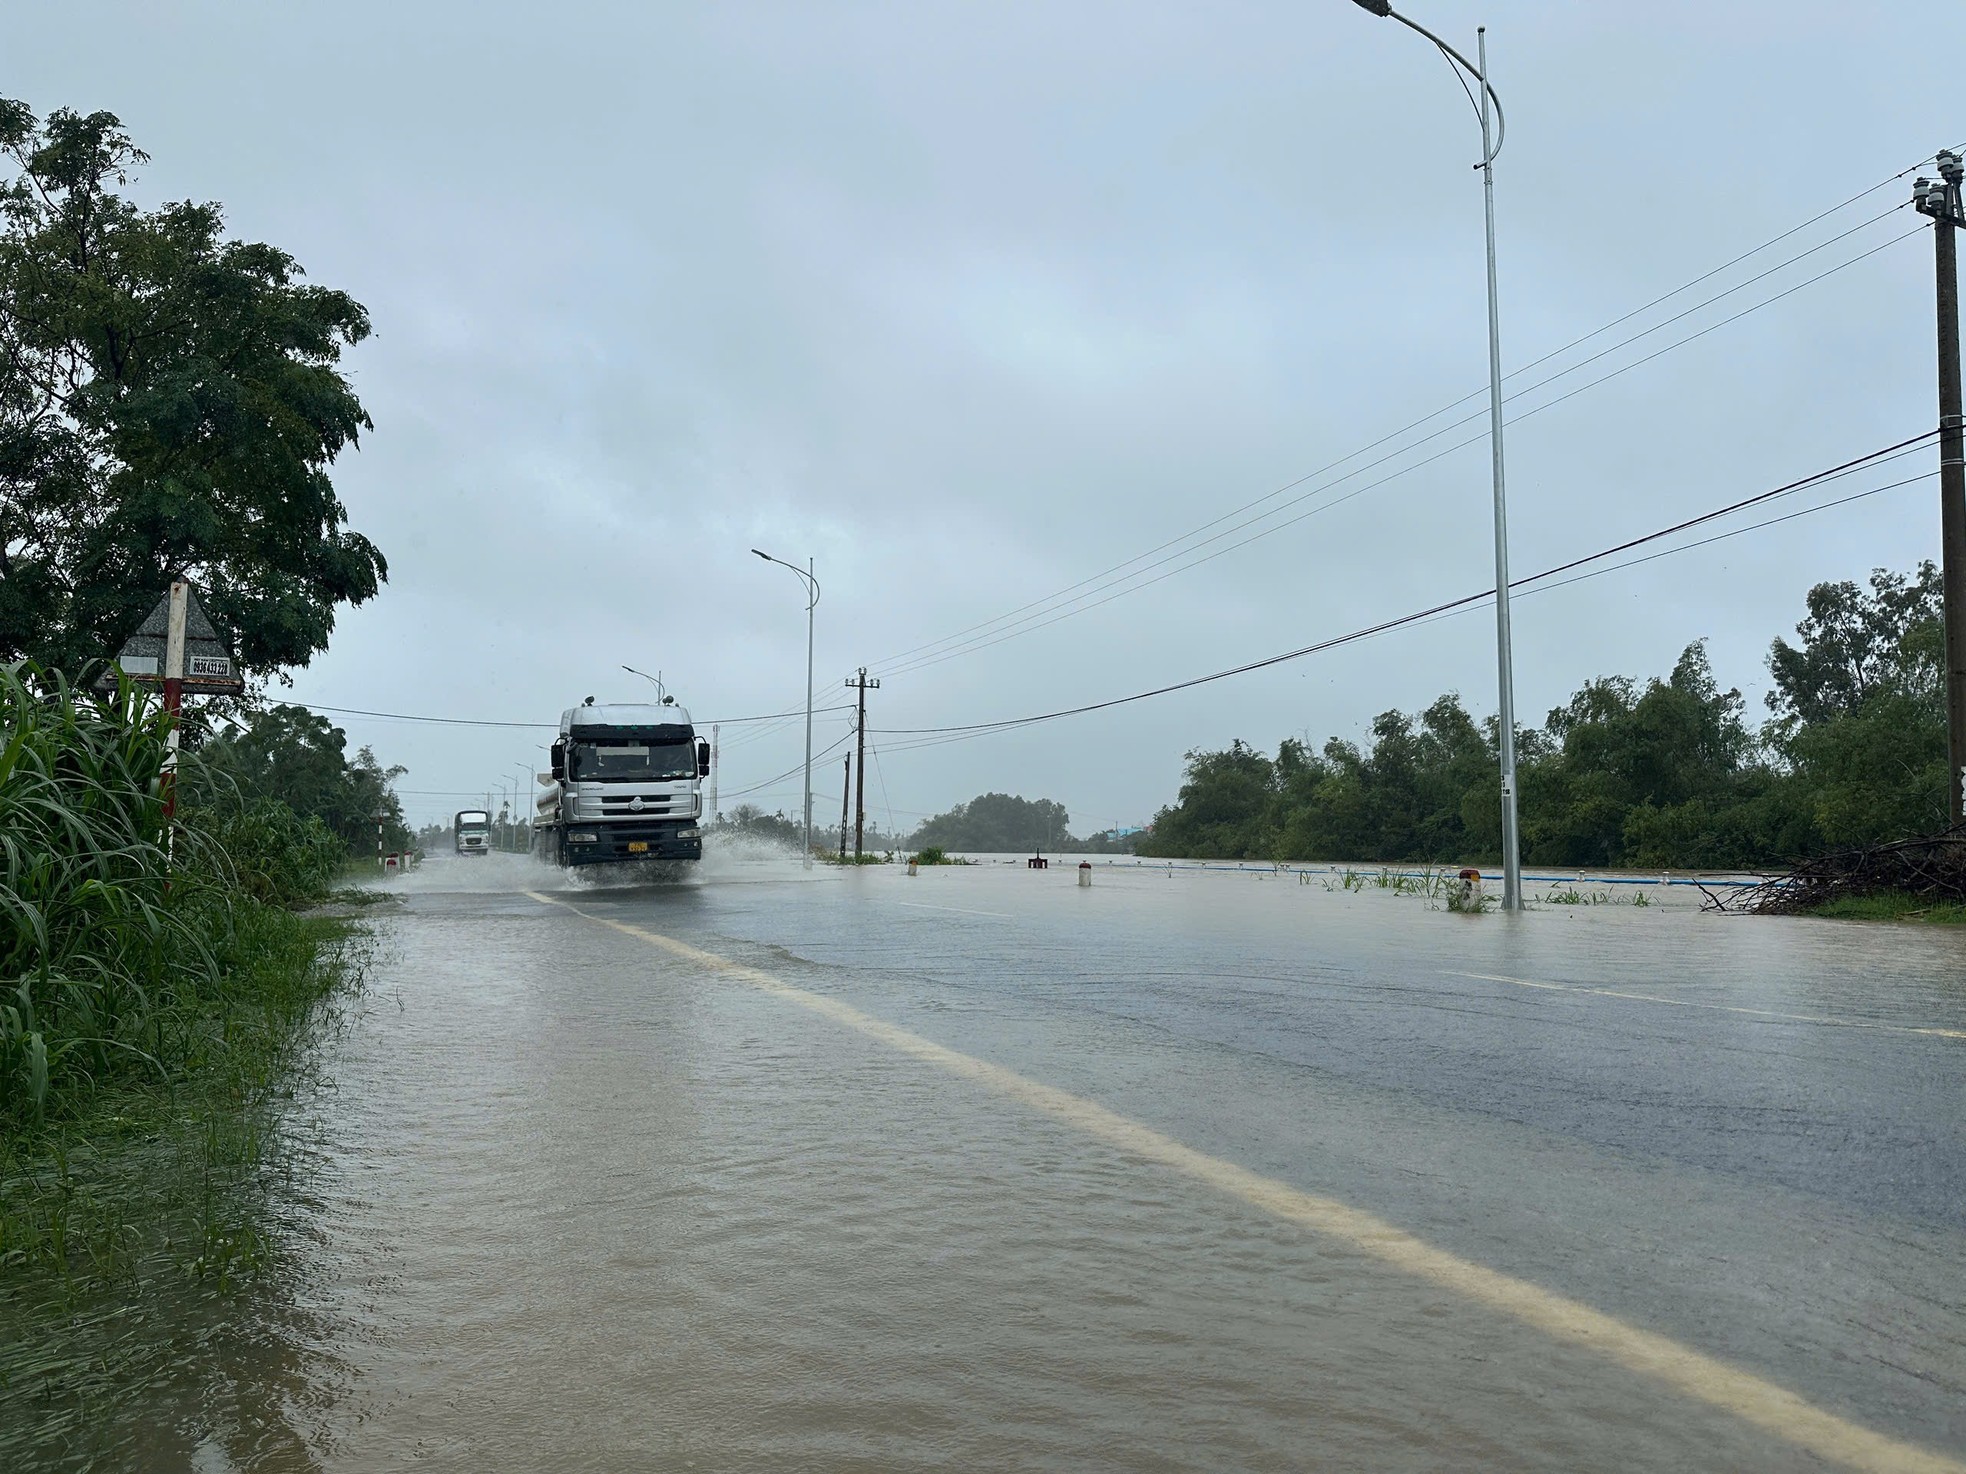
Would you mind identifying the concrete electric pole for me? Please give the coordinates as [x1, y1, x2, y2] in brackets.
[839, 753, 852, 860]
[846, 668, 880, 857]
[1914, 150, 1966, 825]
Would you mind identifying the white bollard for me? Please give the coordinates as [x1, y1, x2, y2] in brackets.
[907, 858, 918, 877]
[1078, 861, 1092, 888]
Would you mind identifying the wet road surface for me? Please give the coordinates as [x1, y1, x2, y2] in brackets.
[192, 852, 1966, 1469]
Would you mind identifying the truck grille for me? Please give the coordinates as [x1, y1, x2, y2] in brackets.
[598, 793, 692, 817]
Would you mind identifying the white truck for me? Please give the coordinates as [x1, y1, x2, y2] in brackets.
[532, 699, 709, 868]
[453, 808, 492, 856]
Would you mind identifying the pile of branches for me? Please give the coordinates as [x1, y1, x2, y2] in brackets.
[1707, 823, 1966, 915]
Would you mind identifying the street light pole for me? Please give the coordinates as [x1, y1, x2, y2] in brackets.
[1351, 1, 1523, 910]
[622, 664, 669, 702]
[753, 549, 821, 867]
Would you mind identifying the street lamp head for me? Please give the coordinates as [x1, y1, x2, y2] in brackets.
[751, 548, 771, 561]
[1350, 0, 1393, 14]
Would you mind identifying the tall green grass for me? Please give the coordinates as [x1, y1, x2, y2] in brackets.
[1, 662, 342, 1131]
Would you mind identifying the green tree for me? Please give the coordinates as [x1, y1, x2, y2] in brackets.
[1142, 744, 1276, 858]
[910, 793, 1074, 852]
[1766, 563, 1943, 729]
[196, 703, 407, 853]
[0, 98, 383, 678]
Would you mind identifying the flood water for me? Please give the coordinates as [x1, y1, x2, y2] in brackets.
[13, 845, 1966, 1471]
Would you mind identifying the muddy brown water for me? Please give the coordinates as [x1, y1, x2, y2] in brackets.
[12, 847, 1965, 1471]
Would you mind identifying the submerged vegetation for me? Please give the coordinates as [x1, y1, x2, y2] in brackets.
[1, 662, 384, 1463]
[1, 664, 376, 1293]
[1807, 895, 1966, 924]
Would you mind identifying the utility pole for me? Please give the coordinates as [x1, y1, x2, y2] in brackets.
[846, 667, 880, 857]
[839, 753, 852, 860]
[1915, 152, 1966, 825]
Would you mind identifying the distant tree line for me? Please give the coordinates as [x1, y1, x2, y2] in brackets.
[1140, 563, 1949, 869]
[907, 792, 1075, 852]
[193, 702, 412, 856]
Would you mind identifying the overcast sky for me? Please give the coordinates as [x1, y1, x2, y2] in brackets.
[17, 2, 1966, 833]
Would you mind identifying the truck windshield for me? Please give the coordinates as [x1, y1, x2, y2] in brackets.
[571, 740, 695, 783]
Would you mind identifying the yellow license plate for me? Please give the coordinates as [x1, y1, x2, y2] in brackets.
[627, 841, 649, 854]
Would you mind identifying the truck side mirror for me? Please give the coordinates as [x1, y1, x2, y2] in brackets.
[550, 740, 565, 781]
[695, 736, 711, 778]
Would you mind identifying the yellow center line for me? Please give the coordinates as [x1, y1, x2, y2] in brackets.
[528, 891, 1961, 1474]
[1456, 971, 1966, 1041]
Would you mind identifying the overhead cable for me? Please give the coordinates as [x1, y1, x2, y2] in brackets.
[282, 700, 856, 730]
[877, 223, 1925, 681]
[868, 431, 1940, 743]
[867, 152, 1943, 676]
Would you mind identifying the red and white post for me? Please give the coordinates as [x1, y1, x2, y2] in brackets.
[161, 579, 188, 837]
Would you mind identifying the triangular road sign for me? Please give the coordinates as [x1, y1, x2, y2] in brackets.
[100, 582, 246, 695]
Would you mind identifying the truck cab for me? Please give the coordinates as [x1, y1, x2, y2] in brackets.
[454, 809, 491, 856]
[533, 700, 710, 866]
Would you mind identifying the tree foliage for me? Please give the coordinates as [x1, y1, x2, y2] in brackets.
[0, 97, 383, 678]
[908, 793, 1074, 852]
[193, 702, 409, 853]
[1140, 565, 1949, 868]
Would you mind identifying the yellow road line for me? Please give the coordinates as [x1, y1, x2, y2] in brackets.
[528, 892, 1964, 1474]
[1457, 970, 1966, 1041]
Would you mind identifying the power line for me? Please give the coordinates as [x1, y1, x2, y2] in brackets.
[868, 432, 1939, 744]
[867, 153, 1945, 677]
[877, 224, 1925, 682]
[876, 215, 1918, 687]
[279, 700, 856, 730]
[717, 730, 858, 802]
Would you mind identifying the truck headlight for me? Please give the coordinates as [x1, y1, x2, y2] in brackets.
[679, 827, 701, 839]
[569, 831, 599, 843]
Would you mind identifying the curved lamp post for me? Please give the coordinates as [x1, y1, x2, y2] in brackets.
[752, 548, 820, 868]
[513, 763, 535, 851]
[622, 664, 669, 702]
[1350, 1, 1522, 911]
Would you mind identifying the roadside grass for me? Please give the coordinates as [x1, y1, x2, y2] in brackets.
[2, 663, 373, 1463]
[0, 911, 364, 1284]
[1808, 893, 1966, 924]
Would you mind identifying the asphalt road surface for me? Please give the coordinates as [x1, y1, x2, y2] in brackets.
[165, 849, 1966, 1471]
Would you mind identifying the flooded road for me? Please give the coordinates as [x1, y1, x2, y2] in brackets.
[132, 852, 1966, 1468]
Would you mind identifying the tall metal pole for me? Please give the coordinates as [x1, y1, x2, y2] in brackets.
[708, 722, 720, 825]
[1918, 153, 1966, 825]
[803, 557, 816, 865]
[1352, 3, 1522, 907]
[1477, 27, 1522, 909]
[753, 550, 820, 868]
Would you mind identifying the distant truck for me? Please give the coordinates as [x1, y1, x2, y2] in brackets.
[454, 809, 491, 856]
[532, 699, 710, 867]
